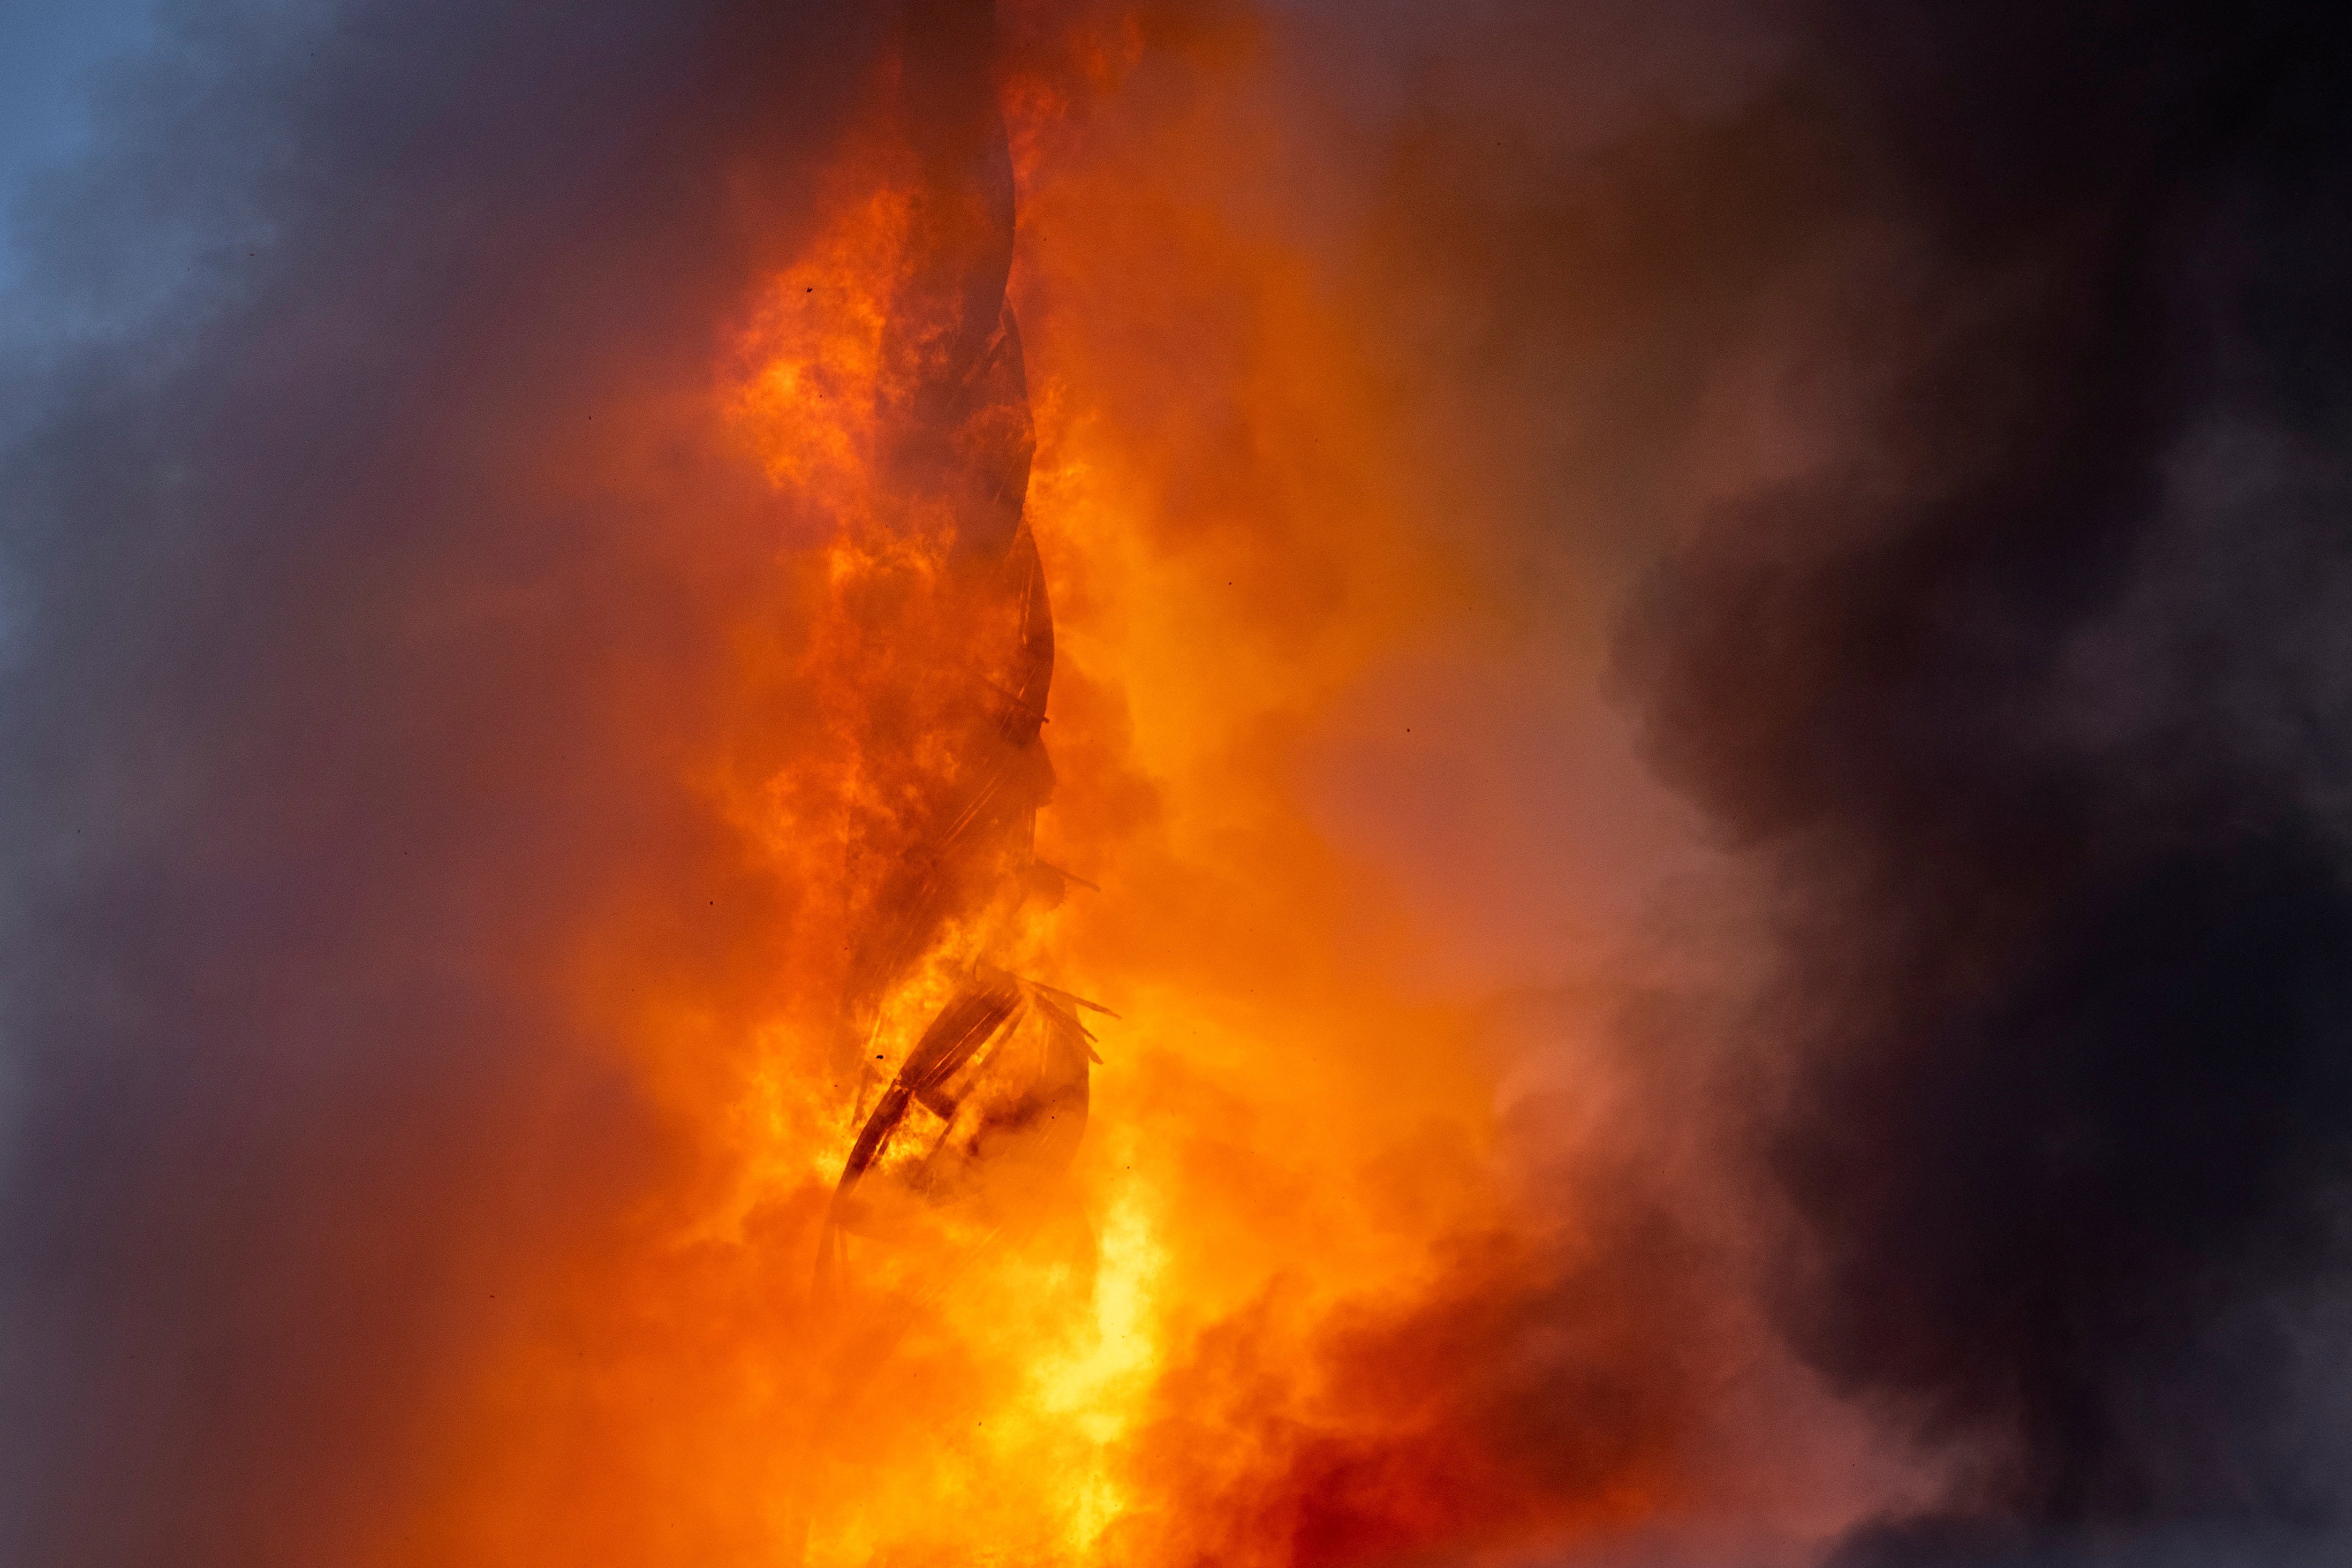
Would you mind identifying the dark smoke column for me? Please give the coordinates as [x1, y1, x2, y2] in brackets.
[1617, 4, 2352, 1562]
[825, 0, 1094, 1252]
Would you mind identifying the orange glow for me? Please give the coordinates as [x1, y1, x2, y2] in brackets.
[368, 9, 1733, 1565]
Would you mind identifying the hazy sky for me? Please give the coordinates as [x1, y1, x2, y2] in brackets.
[0, 1, 156, 292]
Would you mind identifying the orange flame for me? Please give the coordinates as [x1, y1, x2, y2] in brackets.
[366, 9, 1797, 1565]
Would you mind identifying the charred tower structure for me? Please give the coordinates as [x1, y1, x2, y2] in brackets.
[823, 0, 1097, 1259]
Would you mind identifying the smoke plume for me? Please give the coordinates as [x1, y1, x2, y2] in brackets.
[1616, 2, 2352, 1561]
[0, 3, 881, 1558]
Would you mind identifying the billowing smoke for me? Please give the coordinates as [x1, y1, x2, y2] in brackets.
[1615, 2, 2352, 1562]
[0, 3, 882, 1558]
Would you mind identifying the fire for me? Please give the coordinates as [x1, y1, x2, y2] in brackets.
[376, 6, 1712, 1564]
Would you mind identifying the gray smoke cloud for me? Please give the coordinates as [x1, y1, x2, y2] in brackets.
[0, 2, 877, 1559]
[1611, 3, 2352, 1563]
[1269, 1, 2352, 1559]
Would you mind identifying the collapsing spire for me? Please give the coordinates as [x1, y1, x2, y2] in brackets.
[825, 0, 1087, 1259]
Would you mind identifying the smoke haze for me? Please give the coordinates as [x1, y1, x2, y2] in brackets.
[0, 3, 882, 1557]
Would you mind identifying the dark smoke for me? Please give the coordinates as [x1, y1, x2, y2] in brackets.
[0, 2, 875, 1561]
[1618, 1, 2352, 1561]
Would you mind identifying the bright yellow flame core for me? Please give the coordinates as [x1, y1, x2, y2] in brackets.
[692, 57, 1530, 1563]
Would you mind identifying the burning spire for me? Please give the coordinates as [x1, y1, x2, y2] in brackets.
[818, 0, 1091, 1277]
